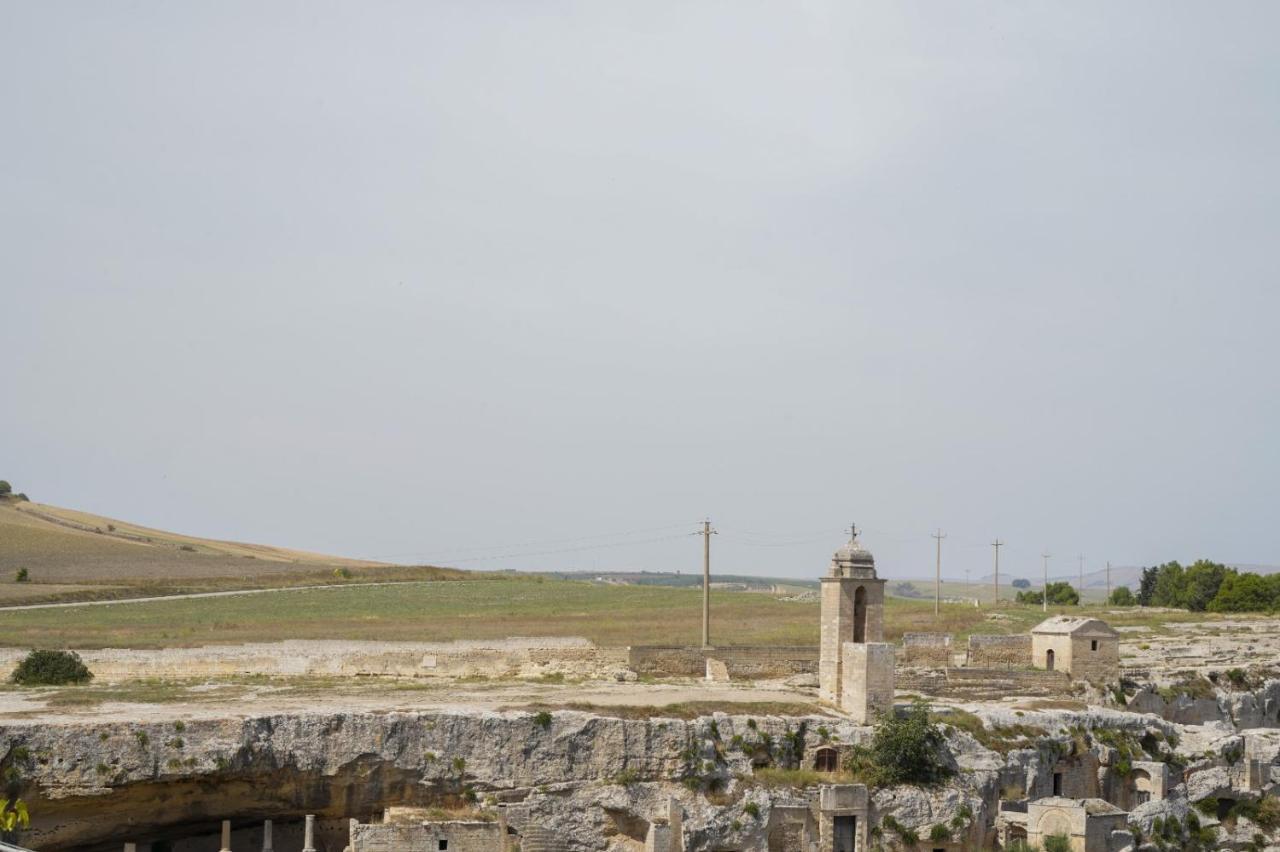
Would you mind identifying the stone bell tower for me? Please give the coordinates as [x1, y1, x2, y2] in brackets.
[819, 525, 895, 723]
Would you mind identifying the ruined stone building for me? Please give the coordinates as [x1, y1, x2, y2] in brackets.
[818, 530, 895, 724]
[1031, 616, 1120, 681]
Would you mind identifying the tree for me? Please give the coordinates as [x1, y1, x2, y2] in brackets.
[1011, 578, 1031, 589]
[0, 481, 10, 497]
[1108, 586, 1136, 606]
[1138, 566, 1160, 606]
[1182, 560, 1230, 612]
[1208, 572, 1275, 613]
[1018, 582, 1078, 606]
[1045, 581, 1079, 606]
[1150, 561, 1186, 608]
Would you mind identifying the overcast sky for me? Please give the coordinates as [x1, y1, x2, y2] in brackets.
[3, 3, 1278, 582]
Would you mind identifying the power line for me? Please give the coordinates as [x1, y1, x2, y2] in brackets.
[366, 522, 695, 561]
[699, 519, 717, 648]
[991, 539, 1004, 605]
[932, 529, 947, 618]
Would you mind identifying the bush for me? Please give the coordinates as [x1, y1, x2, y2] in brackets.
[533, 711, 552, 730]
[846, 699, 952, 786]
[1044, 835, 1072, 852]
[0, 481, 10, 497]
[1016, 581, 1079, 606]
[13, 569, 28, 583]
[1109, 586, 1136, 606]
[11, 649, 93, 685]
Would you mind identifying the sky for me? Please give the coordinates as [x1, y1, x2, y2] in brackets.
[3, 2, 1279, 583]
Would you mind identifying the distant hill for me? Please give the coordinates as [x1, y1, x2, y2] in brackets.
[0, 495, 390, 583]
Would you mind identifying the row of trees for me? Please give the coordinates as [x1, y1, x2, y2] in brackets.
[1014, 581, 1080, 606]
[1133, 560, 1280, 613]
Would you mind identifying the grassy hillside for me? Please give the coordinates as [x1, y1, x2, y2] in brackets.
[0, 574, 1220, 650]
[0, 497, 459, 597]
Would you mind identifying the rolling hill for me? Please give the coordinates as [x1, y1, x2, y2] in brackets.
[0, 495, 391, 584]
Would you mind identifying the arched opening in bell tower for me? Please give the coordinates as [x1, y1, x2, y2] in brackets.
[853, 586, 867, 643]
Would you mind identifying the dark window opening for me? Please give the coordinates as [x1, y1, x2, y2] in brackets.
[1053, 772, 1063, 796]
[815, 747, 839, 772]
[1091, 640, 1098, 651]
[1046, 649, 1055, 671]
[438, 840, 448, 851]
[853, 586, 867, 643]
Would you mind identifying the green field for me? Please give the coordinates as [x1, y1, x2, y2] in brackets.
[0, 574, 1214, 651]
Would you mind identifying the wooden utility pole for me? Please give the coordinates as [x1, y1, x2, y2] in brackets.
[991, 539, 1004, 605]
[700, 519, 716, 648]
[1078, 554, 1085, 606]
[932, 529, 946, 617]
[1106, 560, 1112, 604]
[1041, 552, 1051, 612]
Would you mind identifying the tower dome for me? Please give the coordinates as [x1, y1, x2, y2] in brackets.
[829, 525, 876, 577]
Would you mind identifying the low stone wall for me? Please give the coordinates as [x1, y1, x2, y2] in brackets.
[0, 638, 631, 683]
[350, 819, 502, 852]
[900, 633, 953, 667]
[627, 646, 818, 678]
[898, 667, 1072, 699]
[967, 634, 1032, 668]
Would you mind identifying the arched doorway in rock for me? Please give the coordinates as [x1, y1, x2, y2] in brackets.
[814, 747, 839, 773]
[853, 586, 866, 643]
[1046, 649, 1055, 671]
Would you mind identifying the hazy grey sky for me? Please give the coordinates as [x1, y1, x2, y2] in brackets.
[3, 2, 1278, 582]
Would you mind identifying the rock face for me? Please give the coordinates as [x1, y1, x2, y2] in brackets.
[15, 677, 1280, 851]
[10, 711, 864, 850]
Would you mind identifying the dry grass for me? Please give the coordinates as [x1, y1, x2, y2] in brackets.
[0, 500, 399, 583]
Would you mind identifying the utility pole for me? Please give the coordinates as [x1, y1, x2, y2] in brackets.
[932, 529, 946, 617]
[991, 539, 1004, 605]
[1106, 560, 1112, 604]
[699, 519, 717, 648]
[1041, 553, 1051, 612]
[1078, 554, 1085, 606]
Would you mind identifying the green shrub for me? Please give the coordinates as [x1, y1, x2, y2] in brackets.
[334, 567, 353, 579]
[10, 650, 93, 685]
[846, 699, 953, 786]
[1044, 834, 1071, 852]
[533, 711, 552, 730]
[1108, 586, 1136, 606]
[929, 822, 950, 841]
[880, 815, 919, 844]
[743, 802, 760, 819]
[13, 569, 28, 583]
[0, 481, 11, 497]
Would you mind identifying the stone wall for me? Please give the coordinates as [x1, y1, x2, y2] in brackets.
[0, 639, 632, 683]
[626, 646, 818, 678]
[900, 633, 952, 667]
[1067, 636, 1120, 683]
[897, 667, 1072, 699]
[966, 634, 1032, 668]
[350, 819, 502, 852]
